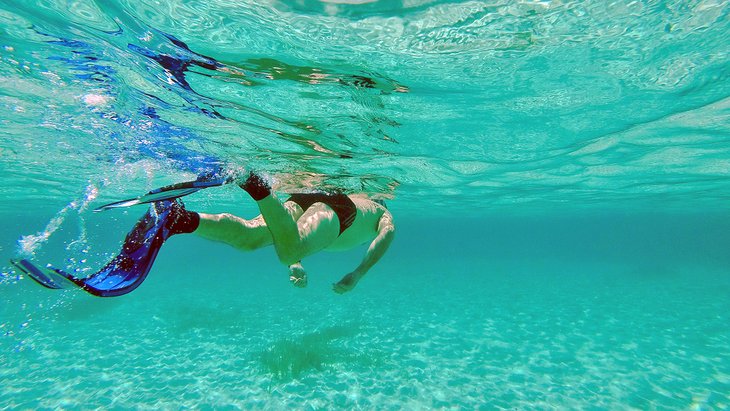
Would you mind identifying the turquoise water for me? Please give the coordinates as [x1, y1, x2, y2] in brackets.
[1, 0, 730, 409]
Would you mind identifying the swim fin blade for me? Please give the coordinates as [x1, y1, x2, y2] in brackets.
[14, 200, 178, 297]
[11, 258, 72, 290]
[94, 176, 230, 212]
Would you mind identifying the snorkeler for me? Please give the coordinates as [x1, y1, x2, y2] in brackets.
[13, 173, 394, 297]
[186, 173, 394, 293]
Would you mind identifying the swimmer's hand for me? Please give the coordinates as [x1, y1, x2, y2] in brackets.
[288, 262, 307, 288]
[333, 271, 361, 294]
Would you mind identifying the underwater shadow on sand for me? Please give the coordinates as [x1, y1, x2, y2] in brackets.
[258, 324, 385, 380]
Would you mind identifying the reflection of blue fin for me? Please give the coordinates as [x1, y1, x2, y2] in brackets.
[16, 200, 178, 297]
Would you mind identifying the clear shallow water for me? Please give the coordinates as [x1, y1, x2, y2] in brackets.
[1, 214, 729, 409]
[2, 217, 730, 409]
[1, 0, 730, 409]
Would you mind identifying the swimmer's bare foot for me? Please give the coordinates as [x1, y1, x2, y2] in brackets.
[333, 272, 361, 294]
[289, 262, 307, 288]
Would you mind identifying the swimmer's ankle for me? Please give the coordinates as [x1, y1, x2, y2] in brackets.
[166, 201, 200, 235]
[239, 172, 271, 201]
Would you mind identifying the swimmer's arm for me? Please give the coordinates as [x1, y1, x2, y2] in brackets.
[289, 261, 307, 288]
[333, 212, 394, 293]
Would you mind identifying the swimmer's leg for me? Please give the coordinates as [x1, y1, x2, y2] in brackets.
[240, 173, 340, 265]
[193, 201, 303, 251]
[195, 213, 272, 251]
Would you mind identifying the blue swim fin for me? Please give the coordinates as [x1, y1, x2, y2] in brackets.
[11, 258, 71, 290]
[94, 176, 230, 212]
[14, 200, 180, 297]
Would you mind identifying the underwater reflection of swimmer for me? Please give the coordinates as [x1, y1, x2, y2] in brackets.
[13, 173, 394, 297]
